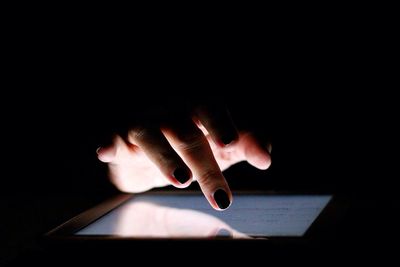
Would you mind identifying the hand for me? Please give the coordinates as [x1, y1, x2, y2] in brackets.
[97, 103, 271, 210]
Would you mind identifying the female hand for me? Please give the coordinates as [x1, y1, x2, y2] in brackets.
[97, 103, 271, 210]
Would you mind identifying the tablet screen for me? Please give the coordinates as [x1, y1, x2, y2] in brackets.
[76, 194, 331, 238]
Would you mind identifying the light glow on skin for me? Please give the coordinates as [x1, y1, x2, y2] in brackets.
[98, 131, 271, 194]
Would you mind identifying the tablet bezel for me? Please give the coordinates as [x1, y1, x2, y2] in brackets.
[44, 190, 346, 242]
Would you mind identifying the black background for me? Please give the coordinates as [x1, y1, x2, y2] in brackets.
[1, 18, 398, 265]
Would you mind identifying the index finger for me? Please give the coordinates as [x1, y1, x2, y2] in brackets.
[161, 117, 232, 211]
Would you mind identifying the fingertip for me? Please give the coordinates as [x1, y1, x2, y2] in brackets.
[212, 188, 232, 211]
[167, 167, 193, 188]
[97, 146, 116, 163]
[255, 155, 272, 170]
[171, 179, 193, 189]
[219, 132, 239, 147]
[248, 151, 272, 170]
[242, 135, 272, 170]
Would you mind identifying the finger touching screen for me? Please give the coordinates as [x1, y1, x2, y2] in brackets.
[75, 194, 332, 238]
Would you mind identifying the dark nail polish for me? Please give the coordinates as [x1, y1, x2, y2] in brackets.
[221, 133, 238, 146]
[173, 168, 191, 184]
[216, 228, 233, 238]
[214, 189, 231, 210]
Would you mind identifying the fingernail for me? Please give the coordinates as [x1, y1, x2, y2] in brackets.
[221, 134, 237, 146]
[214, 189, 231, 210]
[216, 228, 233, 238]
[173, 167, 191, 184]
[96, 147, 102, 154]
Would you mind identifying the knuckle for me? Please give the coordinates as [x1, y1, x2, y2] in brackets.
[129, 126, 151, 142]
[154, 151, 180, 168]
[197, 169, 222, 186]
[175, 132, 207, 152]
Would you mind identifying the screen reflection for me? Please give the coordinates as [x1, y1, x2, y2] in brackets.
[76, 194, 331, 238]
[111, 201, 248, 238]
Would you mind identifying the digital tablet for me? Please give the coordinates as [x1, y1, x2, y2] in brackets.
[45, 191, 344, 241]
